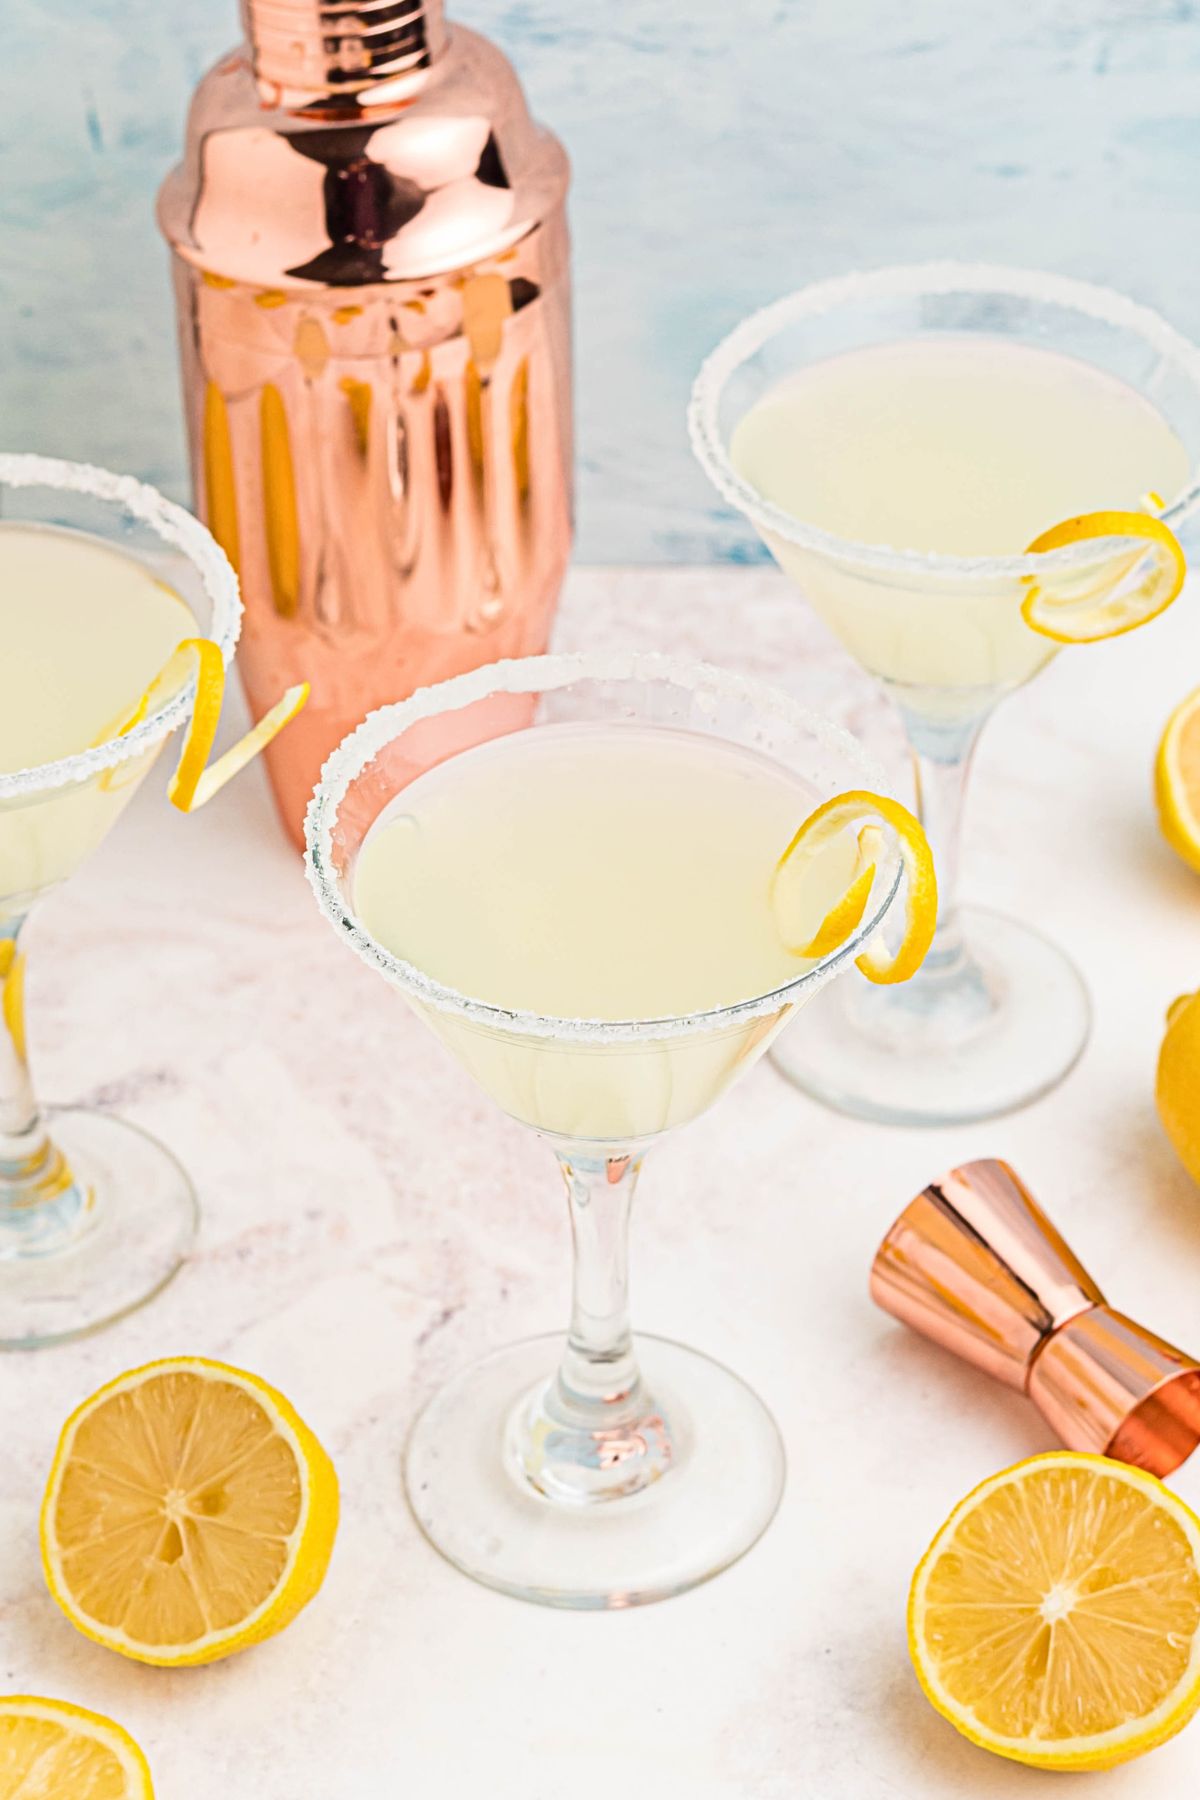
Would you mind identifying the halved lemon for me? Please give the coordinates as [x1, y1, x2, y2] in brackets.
[41, 1357, 339, 1668]
[0, 1694, 153, 1797]
[772, 792, 936, 984]
[1022, 511, 1186, 644]
[909, 1452, 1200, 1771]
[1155, 685, 1200, 874]
[1156, 987, 1200, 1185]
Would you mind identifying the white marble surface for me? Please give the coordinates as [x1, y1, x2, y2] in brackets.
[6, 566, 1200, 1797]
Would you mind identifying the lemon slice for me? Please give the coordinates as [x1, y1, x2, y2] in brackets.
[772, 792, 936, 984]
[0, 1695, 153, 1797]
[1022, 511, 1186, 644]
[41, 1357, 339, 1668]
[909, 1452, 1200, 1771]
[92, 639, 308, 813]
[1155, 684, 1200, 875]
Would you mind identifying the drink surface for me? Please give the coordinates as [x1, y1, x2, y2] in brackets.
[355, 722, 820, 1020]
[0, 525, 194, 774]
[352, 722, 845, 1139]
[0, 525, 195, 914]
[730, 337, 1190, 557]
[730, 337, 1191, 697]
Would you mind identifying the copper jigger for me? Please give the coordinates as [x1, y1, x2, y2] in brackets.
[871, 1158, 1200, 1478]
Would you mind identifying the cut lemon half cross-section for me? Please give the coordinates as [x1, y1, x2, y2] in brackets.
[96, 639, 308, 814]
[1022, 511, 1186, 644]
[41, 1357, 339, 1667]
[909, 1452, 1200, 1771]
[1155, 684, 1200, 874]
[772, 791, 936, 985]
[0, 1694, 153, 1798]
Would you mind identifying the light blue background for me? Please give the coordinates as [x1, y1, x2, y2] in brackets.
[2, 0, 1198, 562]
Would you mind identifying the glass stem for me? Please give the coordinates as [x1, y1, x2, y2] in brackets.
[508, 1145, 672, 1505]
[557, 1147, 641, 1410]
[0, 914, 76, 1254]
[896, 702, 990, 976]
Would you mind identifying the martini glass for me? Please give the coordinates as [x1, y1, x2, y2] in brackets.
[306, 650, 904, 1608]
[0, 454, 241, 1347]
[691, 263, 1200, 1126]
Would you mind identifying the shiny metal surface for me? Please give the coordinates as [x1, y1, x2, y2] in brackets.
[1031, 1308, 1200, 1473]
[871, 1158, 1200, 1477]
[242, 0, 447, 107]
[158, 9, 572, 841]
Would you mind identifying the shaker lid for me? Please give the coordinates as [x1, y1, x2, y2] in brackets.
[158, 21, 569, 287]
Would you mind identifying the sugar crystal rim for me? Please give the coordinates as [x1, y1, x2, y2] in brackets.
[304, 649, 905, 1043]
[0, 453, 242, 800]
[689, 261, 1200, 580]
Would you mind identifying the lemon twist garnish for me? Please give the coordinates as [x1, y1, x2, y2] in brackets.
[96, 638, 308, 812]
[0, 939, 26, 1062]
[1021, 510, 1186, 644]
[772, 790, 936, 985]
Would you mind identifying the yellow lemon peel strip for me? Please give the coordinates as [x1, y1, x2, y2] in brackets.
[789, 823, 882, 959]
[181, 681, 310, 812]
[0, 941, 26, 1062]
[90, 639, 308, 813]
[773, 792, 937, 985]
[1021, 510, 1185, 644]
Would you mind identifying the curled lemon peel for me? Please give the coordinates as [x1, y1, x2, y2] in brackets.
[90, 639, 308, 813]
[0, 941, 26, 1062]
[1021, 510, 1185, 645]
[772, 791, 936, 986]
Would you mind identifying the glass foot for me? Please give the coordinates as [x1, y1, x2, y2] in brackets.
[772, 906, 1091, 1126]
[0, 1107, 197, 1349]
[404, 1332, 785, 1609]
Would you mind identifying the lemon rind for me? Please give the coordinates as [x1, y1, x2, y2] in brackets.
[1021, 511, 1186, 647]
[773, 789, 937, 987]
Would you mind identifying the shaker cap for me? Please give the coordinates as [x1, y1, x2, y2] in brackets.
[159, 18, 570, 289]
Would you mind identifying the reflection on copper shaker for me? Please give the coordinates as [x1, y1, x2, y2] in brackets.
[157, 0, 573, 843]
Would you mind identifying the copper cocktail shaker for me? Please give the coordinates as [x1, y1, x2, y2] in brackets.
[158, 1, 572, 843]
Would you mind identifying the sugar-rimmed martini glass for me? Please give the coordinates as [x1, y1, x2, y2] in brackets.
[306, 650, 905, 1608]
[0, 453, 241, 1347]
[691, 263, 1200, 1125]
